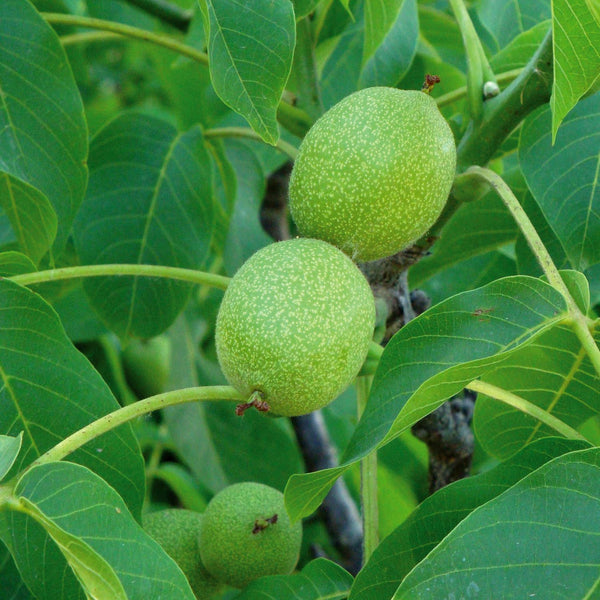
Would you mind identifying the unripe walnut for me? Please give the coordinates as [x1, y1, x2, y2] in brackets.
[289, 86, 457, 262]
[215, 238, 375, 417]
[199, 482, 302, 589]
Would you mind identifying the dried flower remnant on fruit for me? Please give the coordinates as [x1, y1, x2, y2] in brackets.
[422, 74, 441, 94]
[253, 514, 278, 534]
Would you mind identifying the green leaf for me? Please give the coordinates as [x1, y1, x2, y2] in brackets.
[7, 462, 195, 600]
[0, 252, 36, 277]
[0, 174, 57, 265]
[519, 96, 600, 270]
[515, 191, 571, 276]
[320, 17, 364, 109]
[560, 269, 591, 313]
[393, 447, 600, 598]
[417, 6, 466, 71]
[74, 114, 214, 339]
[223, 140, 271, 275]
[360, 0, 418, 88]
[474, 323, 599, 458]
[363, 0, 409, 64]
[285, 276, 568, 521]
[587, 0, 600, 22]
[0, 278, 145, 516]
[202, 0, 296, 144]
[0, 545, 33, 600]
[477, 0, 550, 50]
[551, 0, 600, 138]
[349, 437, 589, 600]
[489, 20, 550, 72]
[0, 432, 22, 481]
[0, 0, 88, 255]
[418, 250, 517, 305]
[294, 0, 323, 19]
[236, 558, 353, 599]
[0, 510, 84, 600]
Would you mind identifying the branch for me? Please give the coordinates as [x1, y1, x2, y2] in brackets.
[411, 391, 476, 493]
[291, 412, 363, 575]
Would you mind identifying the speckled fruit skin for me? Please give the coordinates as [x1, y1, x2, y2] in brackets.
[215, 238, 375, 417]
[199, 482, 302, 589]
[289, 87, 457, 262]
[143, 509, 222, 599]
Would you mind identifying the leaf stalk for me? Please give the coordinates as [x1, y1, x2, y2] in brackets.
[9, 264, 230, 290]
[30, 386, 244, 468]
[466, 380, 587, 442]
[466, 166, 600, 378]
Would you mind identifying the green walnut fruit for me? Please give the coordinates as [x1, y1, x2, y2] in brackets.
[143, 509, 222, 599]
[122, 335, 171, 398]
[199, 482, 302, 588]
[289, 86, 457, 262]
[215, 238, 375, 417]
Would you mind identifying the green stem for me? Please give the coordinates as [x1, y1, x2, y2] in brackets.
[43, 13, 209, 66]
[46, 12, 312, 139]
[31, 386, 244, 468]
[436, 68, 522, 109]
[204, 127, 298, 160]
[357, 376, 378, 564]
[97, 335, 138, 406]
[466, 380, 588, 441]
[448, 0, 486, 121]
[9, 264, 230, 290]
[60, 31, 122, 46]
[276, 99, 314, 139]
[466, 167, 565, 291]
[457, 28, 553, 170]
[122, 0, 192, 32]
[466, 167, 600, 378]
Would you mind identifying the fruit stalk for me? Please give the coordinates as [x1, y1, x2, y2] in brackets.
[467, 166, 600, 379]
[204, 127, 298, 160]
[122, 0, 192, 32]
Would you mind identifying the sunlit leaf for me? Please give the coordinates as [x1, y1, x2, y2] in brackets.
[350, 437, 589, 600]
[551, 0, 600, 138]
[5, 462, 195, 600]
[202, 0, 295, 144]
[286, 277, 568, 520]
[393, 448, 600, 598]
[520, 95, 600, 270]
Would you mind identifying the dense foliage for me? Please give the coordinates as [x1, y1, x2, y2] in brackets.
[0, 0, 599, 598]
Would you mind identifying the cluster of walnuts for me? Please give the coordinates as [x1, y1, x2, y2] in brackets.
[146, 85, 456, 597]
[216, 86, 456, 418]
